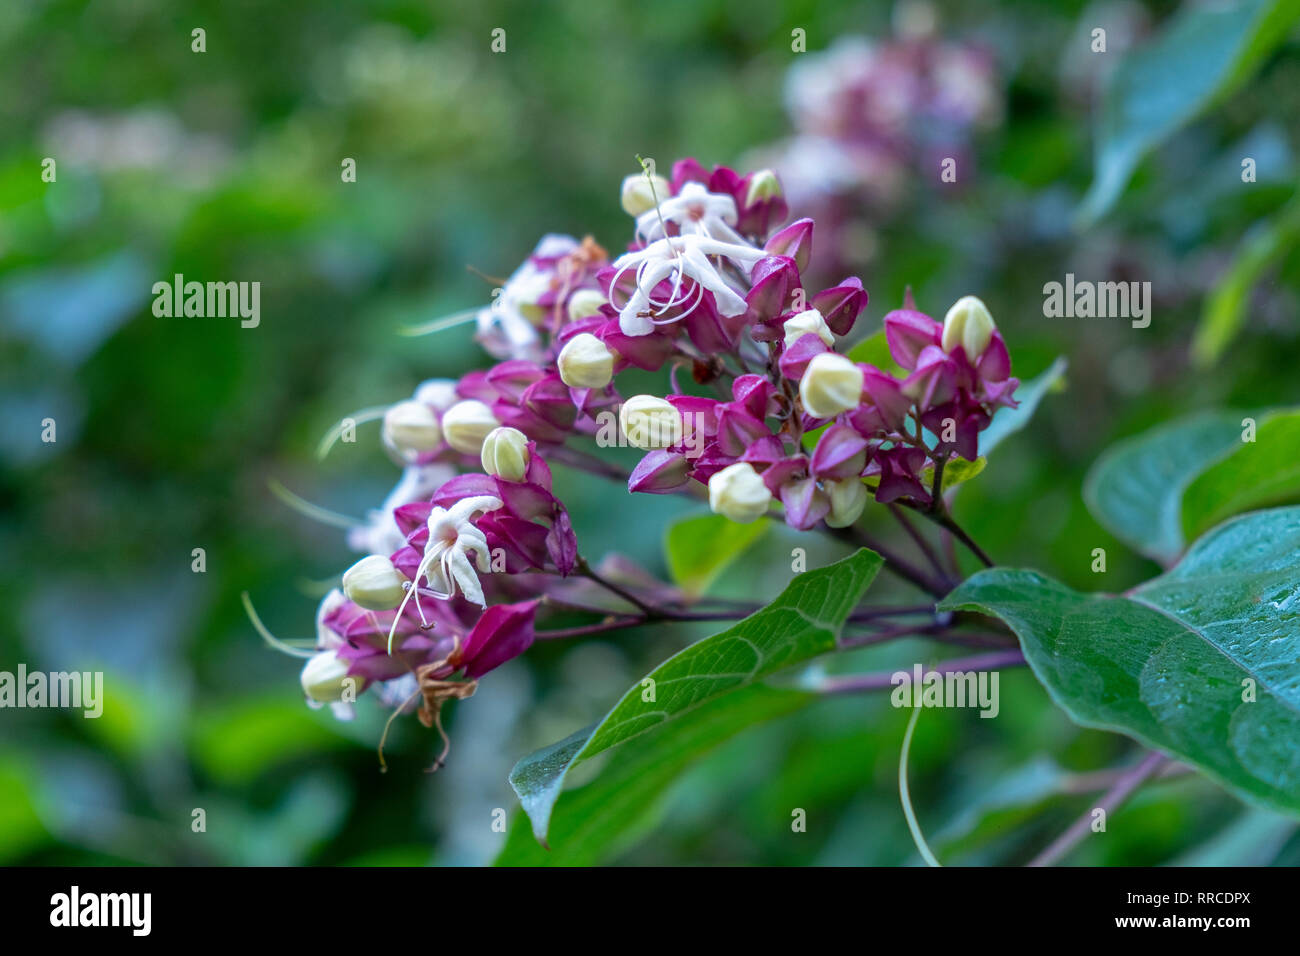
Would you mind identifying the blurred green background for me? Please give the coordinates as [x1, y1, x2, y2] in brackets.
[2, 0, 1299, 865]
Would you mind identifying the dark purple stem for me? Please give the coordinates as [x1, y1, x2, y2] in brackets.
[1027, 751, 1170, 867]
[815, 649, 1027, 694]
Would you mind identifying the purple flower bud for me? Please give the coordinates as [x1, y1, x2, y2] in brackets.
[921, 404, 986, 461]
[451, 600, 540, 679]
[521, 374, 578, 431]
[975, 332, 1012, 383]
[779, 476, 830, 530]
[764, 218, 814, 273]
[811, 278, 868, 336]
[739, 435, 787, 469]
[666, 394, 721, 446]
[860, 365, 912, 433]
[455, 369, 499, 403]
[731, 374, 778, 420]
[810, 424, 870, 479]
[629, 450, 691, 494]
[744, 255, 801, 330]
[715, 405, 771, 457]
[671, 157, 711, 193]
[599, 319, 675, 371]
[689, 441, 739, 483]
[486, 360, 546, 403]
[873, 446, 931, 506]
[902, 345, 958, 411]
[883, 308, 941, 371]
[980, 375, 1020, 410]
[778, 332, 830, 381]
[545, 509, 579, 576]
[493, 401, 570, 445]
[760, 454, 808, 494]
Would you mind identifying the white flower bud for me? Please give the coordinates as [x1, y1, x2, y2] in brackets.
[441, 399, 499, 454]
[708, 462, 772, 524]
[783, 308, 835, 348]
[824, 478, 868, 528]
[745, 168, 783, 206]
[799, 353, 864, 419]
[566, 289, 608, 322]
[619, 395, 683, 450]
[300, 651, 355, 703]
[382, 400, 442, 458]
[342, 554, 408, 610]
[941, 295, 996, 359]
[413, 378, 459, 411]
[480, 426, 530, 482]
[558, 332, 616, 388]
[620, 173, 671, 217]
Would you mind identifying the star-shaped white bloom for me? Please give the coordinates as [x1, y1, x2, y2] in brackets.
[386, 494, 502, 653]
[610, 234, 766, 336]
[635, 182, 749, 246]
[419, 494, 501, 605]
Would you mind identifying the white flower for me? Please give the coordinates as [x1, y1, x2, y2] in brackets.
[421, 494, 502, 605]
[301, 651, 355, 704]
[566, 288, 608, 322]
[441, 399, 499, 454]
[619, 395, 683, 450]
[557, 332, 616, 388]
[385, 494, 502, 652]
[783, 308, 835, 348]
[382, 400, 442, 459]
[708, 462, 772, 523]
[799, 352, 864, 418]
[635, 182, 749, 246]
[941, 295, 996, 359]
[824, 478, 868, 528]
[610, 234, 766, 336]
[621, 173, 671, 216]
[480, 426, 530, 482]
[343, 554, 409, 610]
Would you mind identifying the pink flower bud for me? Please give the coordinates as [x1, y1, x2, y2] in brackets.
[883, 308, 941, 371]
[764, 218, 814, 273]
[811, 278, 868, 336]
[629, 450, 691, 494]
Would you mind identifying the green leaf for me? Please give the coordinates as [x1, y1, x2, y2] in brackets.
[495, 686, 811, 865]
[914, 456, 987, 496]
[1086, 409, 1300, 565]
[1193, 193, 1300, 366]
[1171, 808, 1297, 866]
[940, 507, 1300, 816]
[846, 328, 901, 373]
[980, 357, 1067, 457]
[1182, 409, 1300, 542]
[1077, 0, 1300, 225]
[1083, 410, 1244, 564]
[509, 548, 883, 845]
[664, 512, 769, 597]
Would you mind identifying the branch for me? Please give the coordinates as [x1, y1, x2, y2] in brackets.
[889, 504, 953, 586]
[814, 649, 1026, 694]
[825, 524, 951, 598]
[1026, 750, 1170, 867]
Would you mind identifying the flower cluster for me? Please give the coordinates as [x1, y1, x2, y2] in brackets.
[747, 25, 1001, 279]
[284, 156, 1017, 762]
